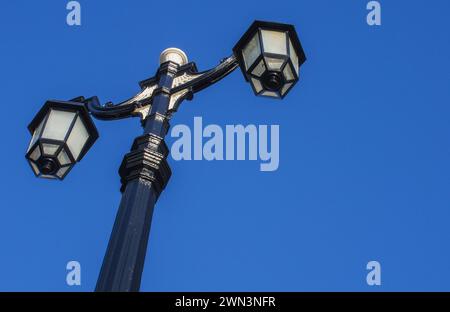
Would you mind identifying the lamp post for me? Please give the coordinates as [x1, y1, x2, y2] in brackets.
[25, 20, 306, 292]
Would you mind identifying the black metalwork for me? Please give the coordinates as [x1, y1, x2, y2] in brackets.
[86, 55, 238, 121]
[25, 20, 307, 292]
[93, 56, 240, 291]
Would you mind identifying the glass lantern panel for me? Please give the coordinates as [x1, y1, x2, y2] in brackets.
[42, 143, 60, 156]
[261, 30, 287, 55]
[29, 160, 40, 175]
[242, 33, 261, 70]
[28, 118, 45, 152]
[57, 148, 72, 166]
[265, 57, 285, 70]
[251, 59, 266, 77]
[66, 116, 89, 161]
[261, 90, 280, 98]
[56, 166, 70, 179]
[251, 78, 263, 93]
[289, 39, 299, 75]
[42, 109, 76, 141]
[29, 145, 41, 161]
[283, 63, 295, 81]
[281, 82, 294, 96]
[41, 174, 57, 179]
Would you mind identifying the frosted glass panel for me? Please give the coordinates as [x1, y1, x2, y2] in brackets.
[42, 143, 59, 156]
[261, 90, 280, 98]
[251, 78, 263, 93]
[41, 174, 57, 180]
[242, 34, 261, 70]
[42, 109, 76, 141]
[29, 146, 41, 161]
[281, 82, 294, 96]
[283, 63, 295, 81]
[28, 118, 45, 152]
[289, 39, 299, 75]
[57, 149, 71, 166]
[265, 57, 285, 70]
[261, 30, 287, 55]
[29, 161, 40, 175]
[66, 116, 89, 160]
[251, 59, 266, 77]
[57, 166, 70, 178]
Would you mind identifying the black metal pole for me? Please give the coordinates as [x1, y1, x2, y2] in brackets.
[95, 61, 178, 292]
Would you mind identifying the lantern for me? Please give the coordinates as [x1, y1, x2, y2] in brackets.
[25, 99, 99, 180]
[233, 20, 306, 99]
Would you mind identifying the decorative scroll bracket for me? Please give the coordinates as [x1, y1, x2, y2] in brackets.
[85, 55, 239, 124]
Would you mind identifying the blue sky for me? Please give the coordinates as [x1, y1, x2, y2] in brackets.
[0, 0, 450, 291]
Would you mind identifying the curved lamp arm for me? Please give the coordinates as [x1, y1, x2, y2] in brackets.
[172, 55, 238, 94]
[84, 54, 239, 121]
[85, 86, 156, 121]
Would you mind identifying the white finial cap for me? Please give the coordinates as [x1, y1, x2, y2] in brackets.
[159, 48, 188, 66]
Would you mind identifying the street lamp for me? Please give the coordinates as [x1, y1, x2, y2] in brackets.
[25, 20, 306, 291]
[233, 20, 306, 98]
[26, 99, 98, 179]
